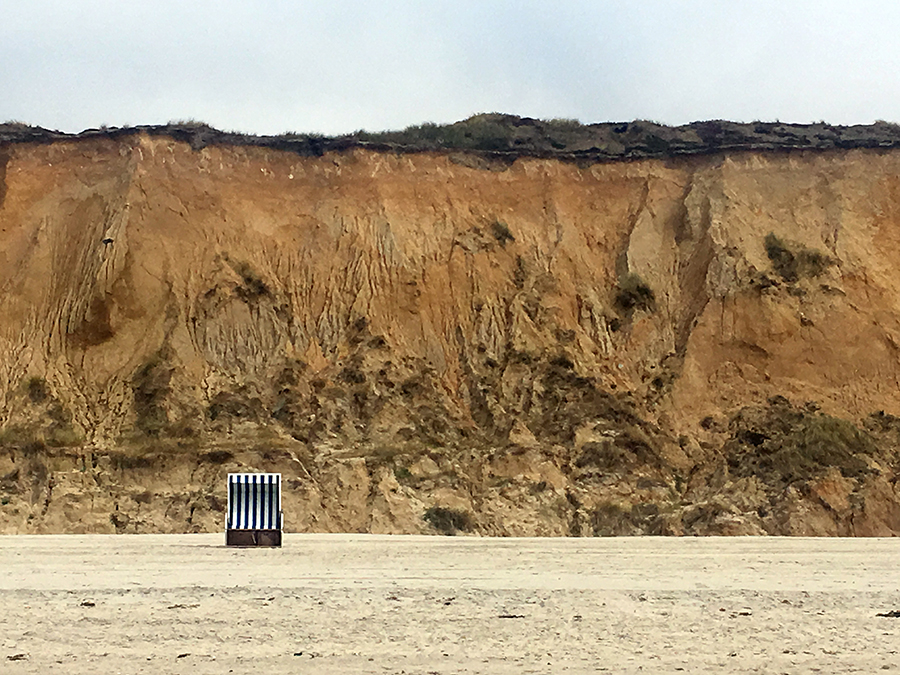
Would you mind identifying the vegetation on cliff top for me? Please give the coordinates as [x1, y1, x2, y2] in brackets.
[4, 114, 900, 162]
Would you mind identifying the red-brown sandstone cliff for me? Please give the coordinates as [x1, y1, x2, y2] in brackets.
[2, 122, 900, 535]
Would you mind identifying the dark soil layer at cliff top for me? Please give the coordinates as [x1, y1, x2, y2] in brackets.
[4, 114, 900, 162]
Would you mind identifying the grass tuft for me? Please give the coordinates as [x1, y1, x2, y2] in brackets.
[764, 233, 832, 282]
[491, 220, 515, 245]
[614, 273, 655, 314]
[423, 506, 473, 535]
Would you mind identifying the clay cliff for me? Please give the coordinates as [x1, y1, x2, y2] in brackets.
[2, 117, 900, 536]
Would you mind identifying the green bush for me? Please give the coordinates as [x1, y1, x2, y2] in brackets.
[359, 114, 518, 152]
[110, 452, 156, 471]
[727, 399, 876, 484]
[45, 426, 83, 447]
[491, 220, 515, 245]
[393, 466, 413, 482]
[614, 273, 655, 314]
[132, 352, 172, 436]
[591, 502, 634, 536]
[231, 261, 270, 299]
[764, 233, 832, 282]
[0, 420, 82, 449]
[25, 377, 49, 403]
[644, 134, 671, 154]
[544, 117, 582, 131]
[202, 450, 234, 464]
[591, 501, 667, 536]
[773, 414, 875, 479]
[423, 506, 473, 535]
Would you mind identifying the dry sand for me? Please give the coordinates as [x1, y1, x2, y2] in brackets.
[0, 535, 898, 674]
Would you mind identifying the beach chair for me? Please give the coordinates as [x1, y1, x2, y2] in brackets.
[226, 473, 283, 547]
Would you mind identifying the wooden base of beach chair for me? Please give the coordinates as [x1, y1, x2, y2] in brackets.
[226, 529, 283, 547]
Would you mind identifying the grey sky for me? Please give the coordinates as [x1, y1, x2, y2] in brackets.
[3, 1, 899, 135]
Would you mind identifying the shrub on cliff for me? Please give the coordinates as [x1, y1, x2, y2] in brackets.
[779, 414, 875, 479]
[131, 352, 173, 436]
[764, 233, 832, 282]
[360, 114, 517, 152]
[423, 506, 473, 535]
[591, 501, 668, 536]
[614, 273, 655, 314]
[491, 220, 515, 245]
[25, 377, 49, 403]
[725, 397, 876, 485]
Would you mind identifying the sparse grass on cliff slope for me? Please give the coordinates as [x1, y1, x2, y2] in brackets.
[724, 397, 877, 486]
[4, 125, 900, 537]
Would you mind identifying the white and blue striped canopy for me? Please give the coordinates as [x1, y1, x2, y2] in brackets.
[227, 473, 282, 531]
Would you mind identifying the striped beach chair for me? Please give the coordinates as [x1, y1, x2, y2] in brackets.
[226, 473, 283, 547]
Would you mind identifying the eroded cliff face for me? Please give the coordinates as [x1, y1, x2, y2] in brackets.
[2, 134, 900, 535]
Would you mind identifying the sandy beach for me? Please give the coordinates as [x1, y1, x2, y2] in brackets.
[1, 535, 898, 674]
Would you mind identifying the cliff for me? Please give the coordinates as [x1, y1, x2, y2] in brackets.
[2, 118, 900, 536]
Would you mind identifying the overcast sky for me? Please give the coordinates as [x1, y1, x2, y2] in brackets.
[3, 1, 899, 135]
